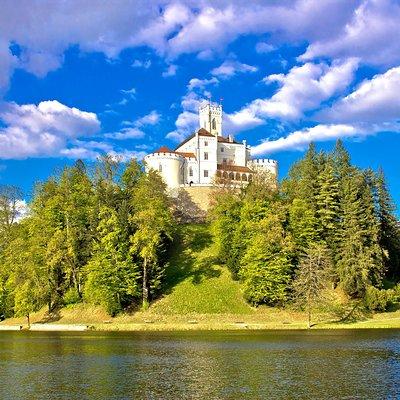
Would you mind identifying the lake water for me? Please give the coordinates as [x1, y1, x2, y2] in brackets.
[0, 329, 399, 399]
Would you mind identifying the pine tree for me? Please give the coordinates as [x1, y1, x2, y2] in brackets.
[375, 169, 400, 279]
[337, 172, 384, 297]
[315, 157, 340, 249]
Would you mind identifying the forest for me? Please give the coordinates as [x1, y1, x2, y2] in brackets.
[0, 140, 399, 322]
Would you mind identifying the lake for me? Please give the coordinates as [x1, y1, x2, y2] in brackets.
[0, 329, 399, 399]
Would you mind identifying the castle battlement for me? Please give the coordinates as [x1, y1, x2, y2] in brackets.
[248, 158, 278, 166]
[145, 152, 186, 161]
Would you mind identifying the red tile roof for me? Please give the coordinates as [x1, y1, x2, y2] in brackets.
[175, 151, 196, 159]
[154, 146, 172, 153]
[197, 128, 214, 137]
[152, 146, 196, 159]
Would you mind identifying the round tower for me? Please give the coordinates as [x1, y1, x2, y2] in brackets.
[248, 158, 278, 178]
[144, 147, 184, 189]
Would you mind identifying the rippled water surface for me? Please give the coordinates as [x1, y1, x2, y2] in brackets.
[1, 329, 400, 399]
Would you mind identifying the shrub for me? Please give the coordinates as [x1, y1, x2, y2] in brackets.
[63, 287, 81, 306]
[363, 286, 398, 311]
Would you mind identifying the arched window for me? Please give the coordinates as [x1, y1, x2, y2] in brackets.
[235, 173, 241, 181]
[242, 173, 247, 181]
[212, 118, 216, 130]
[189, 167, 193, 177]
[229, 172, 234, 180]
[158, 163, 162, 172]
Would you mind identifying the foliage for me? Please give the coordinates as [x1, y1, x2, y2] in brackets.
[291, 243, 332, 327]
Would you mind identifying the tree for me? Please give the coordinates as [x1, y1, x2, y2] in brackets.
[315, 158, 340, 247]
[337, 172, 383, 296]
[130, 171, 174, 308]
[292, 244, 332, 328]
[239, 205, 294, 305]
[84, 207, 140, 315]
[375, 169, 400, 278]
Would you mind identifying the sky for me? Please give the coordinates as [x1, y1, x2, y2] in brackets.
[0, 0, 399, 210]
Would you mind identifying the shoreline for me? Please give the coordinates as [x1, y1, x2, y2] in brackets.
[2, 319, 400, 332]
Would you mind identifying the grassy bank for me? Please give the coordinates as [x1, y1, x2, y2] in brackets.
[2, 223, 400, 331]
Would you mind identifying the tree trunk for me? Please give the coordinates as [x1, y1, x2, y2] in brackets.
[27, 314, 30, 329]
[307, 305, 311, 329]
[142, 257, 149, 309]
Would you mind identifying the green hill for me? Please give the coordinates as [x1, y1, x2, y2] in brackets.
[149, 223, 253, 315]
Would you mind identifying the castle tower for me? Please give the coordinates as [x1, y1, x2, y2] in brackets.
[199, 101, 222, 136]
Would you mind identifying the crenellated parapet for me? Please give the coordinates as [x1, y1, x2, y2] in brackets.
[248, 158, 278, 176]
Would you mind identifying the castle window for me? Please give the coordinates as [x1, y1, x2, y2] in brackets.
[221, 147, 224, 152]
[204, 170, 209, 178]
[212, 118, 216, 130]
[158, 164, 162, 172]
[204, 141, 208, 146]
[189, 167, 193, 177]
[223, 158, 227, 164]
[204, 152, 208, 160]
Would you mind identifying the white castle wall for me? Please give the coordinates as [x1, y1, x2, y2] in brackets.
[248, 158, 278, 177]
[144, 152, 184, 188]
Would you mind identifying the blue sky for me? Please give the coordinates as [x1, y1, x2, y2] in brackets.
[0, 0, 399, 210]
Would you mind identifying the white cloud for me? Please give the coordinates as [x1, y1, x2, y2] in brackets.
[162, 64, 178, 77]
[0, 0, 398, 92]
[300, 0, 400, 67]
[120, 87, 136, 99]
[319, 66, 400, 123]
[251, 124, 365, 155]
[105, 127, 145, 140]
[132, 59, 151, 68]
[105, 110, 160, 140]
[134, 110, 161, 126]
[227, 58, 358, 131]
[255, 42, 275, 54]
[0, 100, 100, 159]
[211, 59, 258, 79]
[187, 77, 219, 90]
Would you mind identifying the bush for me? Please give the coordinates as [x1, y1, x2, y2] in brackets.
[363, 286, 398, 312]
[63, 287, 81, 306]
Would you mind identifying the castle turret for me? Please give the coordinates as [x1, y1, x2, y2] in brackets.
[199, 101, 222, 136]
[144, 146, 184, 189]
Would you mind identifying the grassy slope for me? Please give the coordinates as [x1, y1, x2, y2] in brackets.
[148, 223, 252, 315]
[3, 223, 400, 330]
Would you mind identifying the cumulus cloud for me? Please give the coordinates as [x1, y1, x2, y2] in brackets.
[0, 100, 100, 159]
[162, 64, 178, 77]
[319, 66, 400, 123]
[132, 59, 152, 69]
[211, 60, 258, 79]
[105, 127, 145, 140]
[187, 77, 219, 90]
[226, 58, 358, 132]
[300, 0, 400, 67]
[0, 0, 398, 93]
[251, 124, 365, 155]
[106, 110, 161, 140]
[255, 42, 275, 54]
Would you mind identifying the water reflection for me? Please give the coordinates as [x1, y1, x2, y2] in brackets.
[0, 330, 399, 399]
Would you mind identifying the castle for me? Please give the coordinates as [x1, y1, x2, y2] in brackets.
[145, 101, 277, 192]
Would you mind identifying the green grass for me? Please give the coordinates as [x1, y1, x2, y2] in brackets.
[149, 223, 253, 315]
